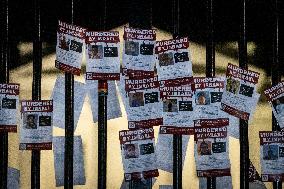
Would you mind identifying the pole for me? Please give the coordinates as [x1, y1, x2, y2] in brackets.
[0, 0, 9, 188]
[271, 0, 282, 188]
[206, 0, 216, 188]
[128, 0, 152, 188]
[64, 0, 75, 188]
[31, 0, 42, 188]
[239, 0, 249, 188]
[172, 0, 182, 188]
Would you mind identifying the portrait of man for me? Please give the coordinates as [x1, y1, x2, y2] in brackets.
[158, 52, 174, 66]
[198, 141, 212, 155]
[88, 45, 103, 59]
[125, 41, 139, 56]
[226, 77, 240, 94]
[58, 34, 70, 51]
[163, 99, 178, 112]
[263, 145, 278, 160]
[24, 114, 38, 129]
[195, 91, 210, 105]
[124, 144, 139, 159]
[129, 92, 144, 107]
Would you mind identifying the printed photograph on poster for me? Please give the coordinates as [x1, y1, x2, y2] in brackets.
[122, 27, 156, 76]
[124, 76, 162, 129]
[53, 136, 86, 187]
[155, 37, 192, 81]
[220, 63, 260, 120]
[119, 128, 159, 181]
[259, 131, 284, 182]
[194, 119, 231, 177]
[156, 134, 189, 173]
[51, 76, 86, 130]
[85, 31, 120, 80]
[55, 20, 86, 76]
[86, 80, 122, 123]
[0, 83, 20, 132]
[19, 100, 53, 150]
[264, 81, 284, 129]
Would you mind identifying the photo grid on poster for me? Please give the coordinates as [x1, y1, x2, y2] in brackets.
[19, 100, 53, 150]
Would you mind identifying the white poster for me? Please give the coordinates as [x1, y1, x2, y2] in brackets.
[119, 128, 159, 181]
[194, 118, 231, 177]
[124, 76, 163, 129]
[0, 83, 20, 132]
[259, 131, 284, 182]
[156, 134, 189, 173]
[8, 167, 20, 189]
[20, 100, 53, 150]
[85, 31, 120, 80]
[122, 26, 156, 78]
[159, 80, 195, 135]
[221, 63, 260, 120]
[55, 20, 86, 76]
[51, 76, 86, 130]
[155, 37, 192, 81]
[86, 80, 122, 122]
[264, 81, 284, 129]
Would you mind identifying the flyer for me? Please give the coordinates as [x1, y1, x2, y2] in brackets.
[156, 134, 189, 173]
[86, 80, 122, 122]
[122, 26, 156, 78]
[194, 118, 231, 177]
[19, 100, 53, 150]
[155, 37, 192, 81]
[120, 178, 155, 189]
[159, 81, 195, 135]
[0, 83, 20, 132]
[124, 76, 163, 129]
[8, 167, 20, 189]
[264, 81, 284, 129]
[259, 131, 284, 182]
[193, 77, 240, 139]
[199, 176, 232, 189]
[221, 63, 260, 120]
[51, 76, 86, 130]
[119, 128, 159, 181]
[85, 31, 120, 80]
[53, 136, 86, 187]
[55, 20, 86, 75]
[249, 160, 267, 189]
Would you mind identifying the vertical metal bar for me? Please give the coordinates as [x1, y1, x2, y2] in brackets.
[271, 0, 282, 188]
[128, 0, 152, 188]
[64, 0, 75, 188]
[206, 0, 216, 188]
[239, 0, 249, 189]
[0, 0, 9, 188]
[172, 0, 182, 188]
[31, 0, 42, 188]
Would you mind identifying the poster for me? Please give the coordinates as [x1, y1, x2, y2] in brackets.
[124, 76, 163, 129]
[86, 80, 122, 122]
[55, 20, 86, 75]
[123, 26, 156, 78]
[85, 31, 120, 80]
[51, 76, 86, 130]
[155, 37, 192, 81]
[8, 167, 20, 189]
[0, 83, 20, 132]
[156, 134, 189, 173]
[264, 81, 284, 129]
[159, 81, 195, 135]
[259, 131, 284, 182]
[193, 77, 240, 139]
[194, 118, 231, 177]
[19, 100, 53, 150]
[119, 128, 159, 181]
[53, 136, 86, 187]
[199, 176, 232, 189]
[221, 63, 260, 120]
[120, 178, 155, 189]
[249, 160, 267, 189]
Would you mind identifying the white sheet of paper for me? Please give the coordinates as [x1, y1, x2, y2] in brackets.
[8, 167, 20, 189]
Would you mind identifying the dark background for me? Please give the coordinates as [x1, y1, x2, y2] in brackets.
[7, 0, 283, 74]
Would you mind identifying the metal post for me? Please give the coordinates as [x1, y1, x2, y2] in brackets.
[239, 0, 249, 188]
[64, 0, 75, 188]
[206, 0, 216, 188]
[271, 0, 282, 188]
[172, 0, 182, 188]
[0, 0, 9, 188]
[31, 0, 42, 188]
[128, 0, 153, 188]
